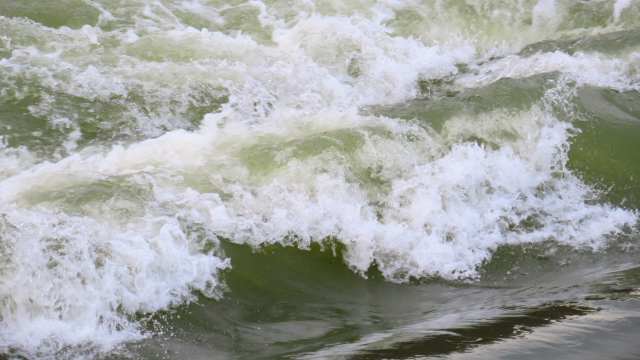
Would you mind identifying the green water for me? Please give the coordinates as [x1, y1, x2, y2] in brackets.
[0, 0, 639, 359]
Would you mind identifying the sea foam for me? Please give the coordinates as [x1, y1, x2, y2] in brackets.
[0, 0, 638, 356]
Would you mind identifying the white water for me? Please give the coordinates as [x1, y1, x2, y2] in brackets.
[0, 0, 639, 357]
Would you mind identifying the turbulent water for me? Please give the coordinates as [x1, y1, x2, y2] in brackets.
[0, 0, 640, 358]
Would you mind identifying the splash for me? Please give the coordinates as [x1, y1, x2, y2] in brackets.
[0, 0, 638, 356]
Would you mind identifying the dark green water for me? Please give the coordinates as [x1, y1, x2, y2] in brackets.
[0, 0, 639, 359]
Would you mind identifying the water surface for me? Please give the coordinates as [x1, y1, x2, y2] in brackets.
[0, 0, 639, 358]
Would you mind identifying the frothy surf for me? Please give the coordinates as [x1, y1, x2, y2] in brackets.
[0, 0, 639, 357]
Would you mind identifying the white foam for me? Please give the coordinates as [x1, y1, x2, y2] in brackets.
[4, 101, 632, 287]
[0, 203, 229, 358]
[124, 29, 139, 43]
[532, 0, 559, 30]
[0, 140, 39, 181]
[0, 0, 639, 356]
[455, 51, 639, 92]
[82, 25, 100, 45]
[614, 0, 633, 22]
[187, 112, 634, 281]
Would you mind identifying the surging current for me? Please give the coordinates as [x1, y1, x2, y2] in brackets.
[0, 0, 639, 358]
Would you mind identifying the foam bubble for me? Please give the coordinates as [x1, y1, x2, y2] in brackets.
[614, 0, 633, 22]
[1, 0, 639, 356]
[0, 203, 229, 358]
[455, 51, 639, 92]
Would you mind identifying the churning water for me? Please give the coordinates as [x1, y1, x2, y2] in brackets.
[0, 0, 640, 358]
